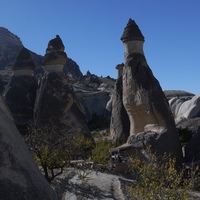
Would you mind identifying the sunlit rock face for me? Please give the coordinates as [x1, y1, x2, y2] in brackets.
[121, 19, 183, 162]
[3, 47, 37, 134]
[110, 63, 130, 145]
[0, 96, 57, 200]
[169, 94, 200, 123]
[34, 35, 91, 138]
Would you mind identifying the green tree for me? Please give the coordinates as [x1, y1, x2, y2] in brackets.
[25, 124, 71, 183]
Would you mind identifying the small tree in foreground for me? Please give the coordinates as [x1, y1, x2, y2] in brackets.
[128, 153, 195, 200]
[25, 124, 71, 183]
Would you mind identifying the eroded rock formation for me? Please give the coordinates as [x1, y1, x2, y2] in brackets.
[3, 47, 38, 134]
[121, 19, 182, 161]
[169, 94, 200, 123]
[0, 96, 57, 200]
[110, 63, 130, 145]
[34, 35, 91, 138]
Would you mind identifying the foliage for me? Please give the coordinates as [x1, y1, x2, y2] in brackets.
[128, 153, 193, 200]
[91, 139, 113, 164]
[72, 134, 95, 159]
[25, 124, 71, 182]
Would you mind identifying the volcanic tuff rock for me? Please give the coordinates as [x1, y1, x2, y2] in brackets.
[121, 19, 182, 162]
[34, 35, 91, 138]
[169, 94, 200, 123]
[110, 64, 130, 145]
[164, 90, 194, 100]
[0, 28, 84, 93]
[42, 35, 67, 69]
[3, 47, 38, 135]
[0, 96, 57, 200]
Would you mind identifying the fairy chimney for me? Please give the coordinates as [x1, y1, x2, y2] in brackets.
[13, 47, 35, 76]
[3, 47, 37, 134]
[120, 19, 183, 163]
[42, 35, 67, 72]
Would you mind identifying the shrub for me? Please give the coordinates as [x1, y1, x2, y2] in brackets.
[72, 134, 95, 159]
[128, 153, 193, 200]
[91, 139, 113, 164]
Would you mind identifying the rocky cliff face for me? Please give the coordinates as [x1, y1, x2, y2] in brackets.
[0, 96, 57, 200]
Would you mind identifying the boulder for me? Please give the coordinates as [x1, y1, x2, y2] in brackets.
[121, 19, 182, 162]
[110, 64, 130, 145]
[164, 90, 194, 101]
[0, 96, 57, 200]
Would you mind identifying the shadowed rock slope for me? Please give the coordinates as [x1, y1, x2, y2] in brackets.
[0, 97, 57, 200]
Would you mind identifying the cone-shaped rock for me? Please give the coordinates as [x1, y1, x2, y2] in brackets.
[121, 19, 183, 163]
[121, 18, 144, 42]
[3, 47, 37, 134]
[13, 47, 35, 72]
[34, 36, 92, 147]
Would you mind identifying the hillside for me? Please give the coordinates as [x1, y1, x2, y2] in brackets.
[0, 27, 115, 94]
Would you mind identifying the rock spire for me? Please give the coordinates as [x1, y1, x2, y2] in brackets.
[110, 63, 130, 145]
[120, 19, 183, 163]
[34, 35, 92, 144]
[3, 47, 37, 134]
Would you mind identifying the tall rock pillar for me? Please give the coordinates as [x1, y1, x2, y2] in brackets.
[34, 35, 91, 138]
[110, 63, 130, 145]
[121, 19, 183, 162]
[3, 47, 37, 134]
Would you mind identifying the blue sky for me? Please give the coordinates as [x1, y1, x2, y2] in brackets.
[1, 0, 200, 94]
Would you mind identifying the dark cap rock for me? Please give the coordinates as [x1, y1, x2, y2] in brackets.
[46, 35, 65, 53]
[42, 35, 67, 66]
[121, 18, 145, 42]
[13, 47, 35, 70]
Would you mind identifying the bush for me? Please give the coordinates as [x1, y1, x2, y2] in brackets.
[128, 153, 193, 200]
[91, 139, 113, 164]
